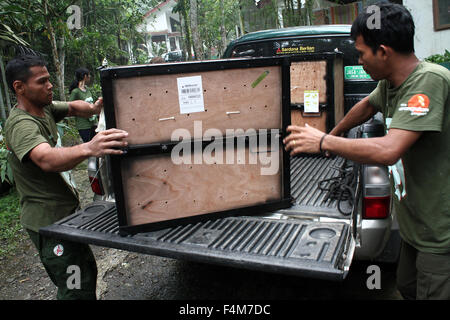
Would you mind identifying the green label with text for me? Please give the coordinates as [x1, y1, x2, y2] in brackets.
[345, 66, 371, 80]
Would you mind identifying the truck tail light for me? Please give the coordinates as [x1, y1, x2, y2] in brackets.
[363, 196, 390, 219]
[89, 176, 104, 195]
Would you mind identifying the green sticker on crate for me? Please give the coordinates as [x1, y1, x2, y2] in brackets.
[345, 66, 372, 80]
[252, 70, 269, 88]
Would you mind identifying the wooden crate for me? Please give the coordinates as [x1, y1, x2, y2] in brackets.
[101, 58, 292, 235]
[289, 54, 344, 134]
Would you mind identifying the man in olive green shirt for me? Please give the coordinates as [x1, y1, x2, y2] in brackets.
[70, 83, 97, 142]
[284, 3, 449, 299]
[5, 55, 128, 299]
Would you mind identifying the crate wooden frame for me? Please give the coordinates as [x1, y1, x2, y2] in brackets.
[101, 57, 292, 235]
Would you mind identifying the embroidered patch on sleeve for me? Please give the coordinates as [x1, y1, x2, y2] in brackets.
[398, 94, 430, 116]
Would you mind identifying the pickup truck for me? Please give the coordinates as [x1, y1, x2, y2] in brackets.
[41, 25, 401, 281]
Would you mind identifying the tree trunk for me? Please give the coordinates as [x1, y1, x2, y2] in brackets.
[0, 55, 12, 115]
[220, 0, 227, 57]
[0, 83, 6, 121]
[58, 36, 65, 90]
[238, 2, 245, 35]
[43, 0, 65, 101]
[178, 0, 193, 61]
[189, 0, 203, 60]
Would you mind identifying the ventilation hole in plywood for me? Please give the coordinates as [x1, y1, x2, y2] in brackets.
[132, 118, 135, 121]
[130, 96, 133, 99]
[149, 93, 152, 96]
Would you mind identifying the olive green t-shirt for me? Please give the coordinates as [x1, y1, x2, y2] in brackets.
[368, 61, 450, 254]
[69, 87, 96, 130]
[4, 102, 80, 232]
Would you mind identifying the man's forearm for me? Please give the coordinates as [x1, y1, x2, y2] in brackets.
[67, 99, 101, 118]
[321, 128, 422, 166]
[330, 96, 377, 136]
[29, 128, 128, 172]
[30, 143, 91, 172]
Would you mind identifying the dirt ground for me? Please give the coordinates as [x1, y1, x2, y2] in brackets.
[0, 162, 131, 300]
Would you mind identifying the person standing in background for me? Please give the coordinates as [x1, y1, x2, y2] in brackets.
[69, 68, 97, 142]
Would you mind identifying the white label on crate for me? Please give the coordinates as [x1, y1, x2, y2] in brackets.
[177, 75, 205, 114]
[304, 90, 319, 113]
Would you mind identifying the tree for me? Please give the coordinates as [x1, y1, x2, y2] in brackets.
[42, 0, 68, 101]
[173, 0, 193, 61]
[0, 1, 31, 120]
[189, 0, 203, 60]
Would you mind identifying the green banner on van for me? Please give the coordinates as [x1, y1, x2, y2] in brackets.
[345, 66, 372, 80]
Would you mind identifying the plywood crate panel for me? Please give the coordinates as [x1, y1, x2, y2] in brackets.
[120, 145, 282, 226]
[289, 55, 344, 133]
[112, 66, 282, 145]
[290, 61, 327, 104]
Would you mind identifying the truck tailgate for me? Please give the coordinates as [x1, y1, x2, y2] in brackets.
[40, 209, 354, 281]
[41, 155, 356, 281]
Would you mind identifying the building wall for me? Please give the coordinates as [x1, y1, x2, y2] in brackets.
[137, 0, 182, 58]
[403, 0, 450, 60]
[140, 10, 168, 32]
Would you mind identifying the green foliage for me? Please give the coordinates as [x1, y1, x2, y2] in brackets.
[0, 188, 22, 258]
[425, 50, 450, 64]
[0, 121, 14, 185]
[57, 118, 82, 147]
[2, 0, 158, 100]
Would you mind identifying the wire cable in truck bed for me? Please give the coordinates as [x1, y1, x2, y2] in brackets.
[318, 159, 356, 216]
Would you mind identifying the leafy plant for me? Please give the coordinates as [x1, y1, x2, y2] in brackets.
[425, 50, 450, 64]
[0, 122, 14, 185]
[0, 187, 23, 258]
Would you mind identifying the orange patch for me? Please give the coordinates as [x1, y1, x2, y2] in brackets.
[408, 94, 429, 109]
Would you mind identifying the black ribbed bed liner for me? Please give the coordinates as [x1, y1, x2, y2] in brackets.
[40, 155, 355, 281]
[287, 155, 354, 218]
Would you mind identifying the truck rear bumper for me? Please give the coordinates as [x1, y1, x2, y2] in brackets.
[354, 218, 395, 261]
